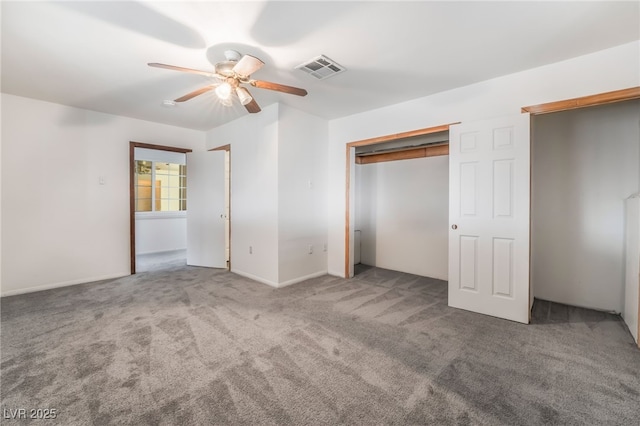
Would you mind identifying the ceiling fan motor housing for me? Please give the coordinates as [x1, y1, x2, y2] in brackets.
[215, 50, 243, 77]
[215, 61, 237, 77]
[224, 49, 242, 62]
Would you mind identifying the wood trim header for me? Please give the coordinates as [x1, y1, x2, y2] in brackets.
[356, 144, 449, 165]
[211, 144, 230, 152]
[347, 123, 457, 148]
[130, 141, 193, 153]
[521, 87, 640, 115]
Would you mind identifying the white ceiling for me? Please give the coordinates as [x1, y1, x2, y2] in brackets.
[2, 1, 638, 131]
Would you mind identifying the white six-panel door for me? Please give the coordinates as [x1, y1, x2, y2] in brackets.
[448, 114, 531, 323]
[186, 150, 226, 268]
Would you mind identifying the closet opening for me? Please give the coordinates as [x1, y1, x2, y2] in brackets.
[522, 87, 640, 347]
[530, 98, 640, 341]
[346, 124, 456, 279]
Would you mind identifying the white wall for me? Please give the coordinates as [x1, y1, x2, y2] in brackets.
[355, 164, 374, 265]
[135, 216, 186, 255]
[205, 104, 280, 285]
[205, 104, 329, 287]
[328, 40, 640, 277]
[1, 94, 205, 296]
[355, 155, 449, 279]
[531, 100, 640, 313]
[277, 105, 328, 285]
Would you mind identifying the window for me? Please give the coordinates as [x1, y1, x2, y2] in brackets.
[134, 160, 187, 212]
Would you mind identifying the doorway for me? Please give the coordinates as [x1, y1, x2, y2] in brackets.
[129, 142, 192, 274]
[130, 143, 232, 273]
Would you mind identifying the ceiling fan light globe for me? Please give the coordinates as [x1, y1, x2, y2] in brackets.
[236, 87, 253, 106]
[215, 82, 232, 100]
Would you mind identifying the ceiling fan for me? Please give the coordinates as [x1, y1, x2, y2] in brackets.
[148, 50, 308, 113]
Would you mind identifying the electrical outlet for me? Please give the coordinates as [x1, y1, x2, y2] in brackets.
[323, 243, 327, 252]
[308, 244, 313, 254]
[249, 246, 253, 254]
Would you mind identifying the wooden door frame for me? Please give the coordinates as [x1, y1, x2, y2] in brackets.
[211, 144, 231, 270]
[521, 87, 640, 115]
[344, 123, 457, 278]
[129, 142, 193, 274]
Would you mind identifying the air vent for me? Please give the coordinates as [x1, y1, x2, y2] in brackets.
[295, 55, 346, 80]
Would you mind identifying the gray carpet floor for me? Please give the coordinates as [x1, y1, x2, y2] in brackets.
[136, 249, 187, 273]
[1, 264, 639, 425]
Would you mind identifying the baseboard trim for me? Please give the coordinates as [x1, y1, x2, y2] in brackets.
[277, 271, 327, 288]
[231, 270, 279, 288]
[533, 297, 620, 315]
[231, 269, 327, 289]
[136, 248, 186, 256]
[1, 272, 130, 297]
[328, 269, 347, 278]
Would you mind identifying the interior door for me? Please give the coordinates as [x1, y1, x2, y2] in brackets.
[448, 113, 530, 323]
[186, 150, 226, 268]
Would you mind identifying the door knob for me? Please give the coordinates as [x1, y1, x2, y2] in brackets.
[451, 224, 458, 230]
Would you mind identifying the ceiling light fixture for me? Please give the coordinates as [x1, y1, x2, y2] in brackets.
[149, 50, 307, 115]
[236, 87, 252, 105]
[215, 82, 232, 100]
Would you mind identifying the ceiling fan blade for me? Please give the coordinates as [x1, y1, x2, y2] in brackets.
[244, 98, 261, 114]
[174, 85, 214, 102]
[250, 80, 308, 96]
[148, 63, 214, 77]
[232, 55, 264, 77]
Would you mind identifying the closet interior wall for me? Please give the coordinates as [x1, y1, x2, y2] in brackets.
[531, 99, 640, 313]
[354, 155, 449, 280]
